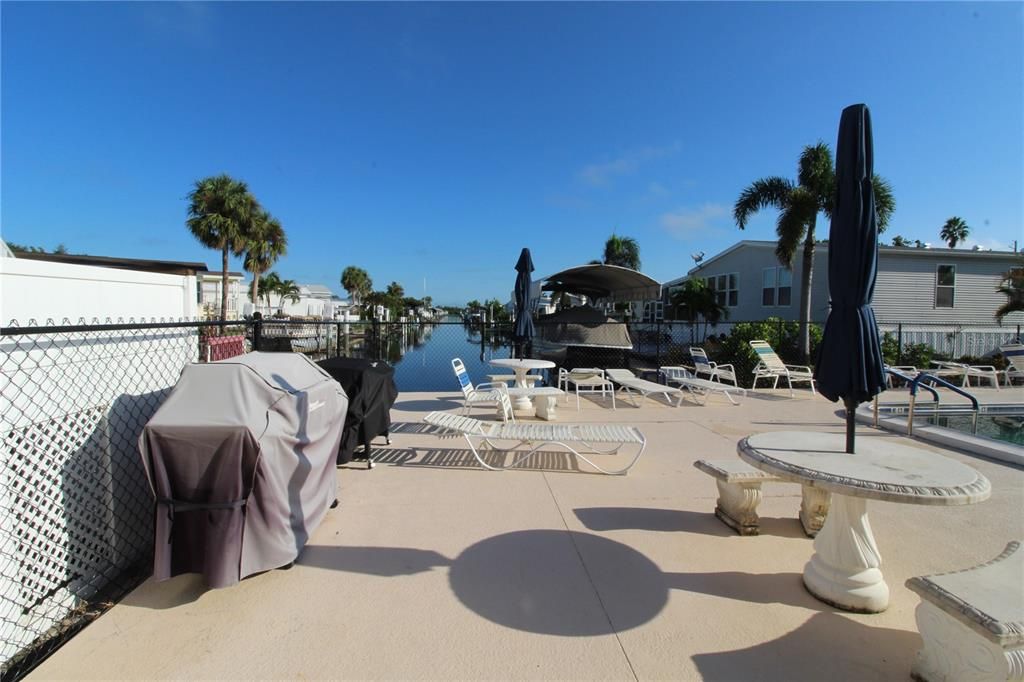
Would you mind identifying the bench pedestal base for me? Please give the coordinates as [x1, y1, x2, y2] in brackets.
[912, 601, 1023, 682]
[714, 480, 764, 535]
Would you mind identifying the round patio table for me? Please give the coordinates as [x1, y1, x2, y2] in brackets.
[488, 358, 555, 417]
[738, 431, 990, 613]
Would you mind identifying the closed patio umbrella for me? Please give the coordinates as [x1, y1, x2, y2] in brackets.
[512, 248, 535, 358]
[813, 104, 887, 453]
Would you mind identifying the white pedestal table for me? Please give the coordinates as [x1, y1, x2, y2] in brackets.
[488, 358, 555, 418]
[738, 431, 991, 613]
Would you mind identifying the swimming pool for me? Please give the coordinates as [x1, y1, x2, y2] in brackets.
[863, 402, 1024, 466]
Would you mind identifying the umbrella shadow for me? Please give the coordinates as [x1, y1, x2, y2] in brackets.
[691, 611, 919, 681]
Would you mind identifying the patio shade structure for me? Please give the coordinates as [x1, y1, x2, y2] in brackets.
[539, 264, 661, 303]
[813, 103, 887, 453]
[512, 247, 535, 358]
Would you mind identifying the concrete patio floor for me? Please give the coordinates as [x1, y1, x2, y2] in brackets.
[31, 386, 1024, 680]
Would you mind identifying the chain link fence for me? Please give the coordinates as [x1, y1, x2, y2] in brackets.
[1, 315, 1020, 678]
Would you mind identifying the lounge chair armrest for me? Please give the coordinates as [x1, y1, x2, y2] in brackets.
[474, 382, 509, 393]
[932, 361, 966, 369]
[968, 365, 997, 372]
[784, 364, 813, 373]
[716, 363, 736, 372]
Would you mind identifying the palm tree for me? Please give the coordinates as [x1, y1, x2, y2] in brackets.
[186, 174, 256, 321]
[276, 279, 301, 313]
[244, 210, 287, 311]
[734, 142, 895, 362]
[940, 216, 970, 248]
[670, 278, 728, 342]
[995, 260, 1024, 323]
[385, 281, 405, 301]
[891, 235, 910, 247]
[341, 266, 373, 311]
[259, 271, 283, 311]
[602, 233, 641, 270]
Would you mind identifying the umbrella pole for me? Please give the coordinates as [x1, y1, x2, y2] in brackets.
[845, 397, 857, 453]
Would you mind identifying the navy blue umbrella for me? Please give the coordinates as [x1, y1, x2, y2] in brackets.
[813, 104, 887, 453]
[512, 248, 535, 357]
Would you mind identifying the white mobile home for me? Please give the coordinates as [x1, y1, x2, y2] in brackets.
[666, 240, 1023, 327]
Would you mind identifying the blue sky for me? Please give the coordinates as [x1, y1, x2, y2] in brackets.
[2, 2, 1021, 306]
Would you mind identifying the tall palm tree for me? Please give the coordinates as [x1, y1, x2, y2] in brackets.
[940, 216, 970, 248]
[244, 210, 287, 311]
[186, 174, 256, 321]
[995, 260, 1024, 323]
[602, 233, 641, 270]
[734, 142, 895, 362]
[341, 266, 373, 311]
[277, 279, 301, 312]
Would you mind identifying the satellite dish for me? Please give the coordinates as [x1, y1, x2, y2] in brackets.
[691, 251, 705, 264]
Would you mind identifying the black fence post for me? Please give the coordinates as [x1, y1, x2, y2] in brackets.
[656, 319, 662, 366]
[253, 318, 262, 352]
[896, 323, 903, 365]
[335, 322, 342, 358]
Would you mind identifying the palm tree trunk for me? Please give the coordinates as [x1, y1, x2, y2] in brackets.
[251, 270, 260, 313]
[221, 246, 230, 331]
[798, 221, 816, 364]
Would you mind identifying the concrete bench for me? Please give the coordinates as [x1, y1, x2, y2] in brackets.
[906, 541, 1023, 682]
[506, 386, 564, 421]
[487, 374, 542, 387]
[693, 459, 830, 537]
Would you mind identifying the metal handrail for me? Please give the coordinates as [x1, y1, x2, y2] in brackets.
[907, 372, 980, 436]
[874, 368, 940, 427]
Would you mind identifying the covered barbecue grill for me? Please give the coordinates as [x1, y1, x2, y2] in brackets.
[139, 352, 348, 588]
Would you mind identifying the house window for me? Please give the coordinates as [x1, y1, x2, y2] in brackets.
[936, 264, 955, 308]
[762, 267, 792, 307]
[705, 273, 739, 307]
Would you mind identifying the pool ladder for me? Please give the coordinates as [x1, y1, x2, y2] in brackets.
[874, 369, 980, 436]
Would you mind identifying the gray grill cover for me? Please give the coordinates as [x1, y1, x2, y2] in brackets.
[139, 352, 348, 588]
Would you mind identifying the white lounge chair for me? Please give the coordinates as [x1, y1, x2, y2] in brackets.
[557, 367, 616, 411]
[689, 347, 739, 387]
[929, 361, 1000, 389]
[605, 368, 685, 407]
[1001, 343, 1024, 386]
[451, 358, 512, 419]
[660, 366, 747, 405]
[422, 399, 646, 476]
[749, 340, 816, 396]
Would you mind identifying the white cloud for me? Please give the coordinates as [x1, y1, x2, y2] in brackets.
[660, 204, 729, 238]
[578, 142, 681, 187]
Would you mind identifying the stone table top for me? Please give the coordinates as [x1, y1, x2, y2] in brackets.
[488, 358, 556, 371]
[738, 431, 991, 505]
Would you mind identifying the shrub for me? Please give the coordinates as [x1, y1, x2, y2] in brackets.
[716, 318, 822, 388]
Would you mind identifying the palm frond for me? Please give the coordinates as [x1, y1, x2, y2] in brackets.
[872, 176, 896, 233]
[774, 187, 816, 265]
[733, 177, 793, 229]
[798, 142, 835, 207]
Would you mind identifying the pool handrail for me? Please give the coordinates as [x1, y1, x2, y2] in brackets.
[907, 372, 980, 436]
[874, 368, 940, 428]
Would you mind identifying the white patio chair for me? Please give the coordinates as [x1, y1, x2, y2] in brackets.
[1001, 343, 1024, 386]
[748, 340, 816, 397]
[689, 347, 739, 387]
[557, 367, 616, 411]
[660, 366, 746, 405]
[605, 368, 685, 407]
[451, 358, 515, 420]
[930, 361, 1000, 389]
[422, 393, 646, 475]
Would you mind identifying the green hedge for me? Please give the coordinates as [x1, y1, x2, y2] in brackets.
[709, 318, 823, 388]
